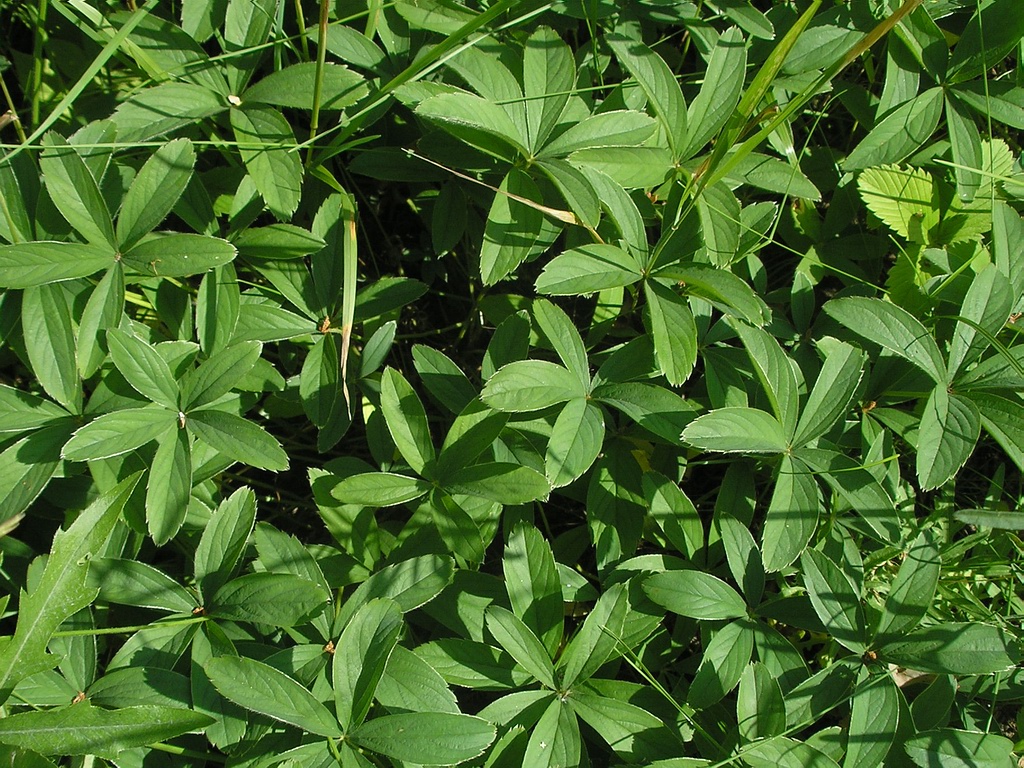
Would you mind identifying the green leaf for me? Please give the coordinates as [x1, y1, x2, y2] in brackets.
[523, 697, 579, 768]
[683, 407, 789, 454]
[503, 522, 562, 657]
[536, 243, 643, 296]
[916, 387, 981, 491]
[880, 623, 1021, 675]
[186, 408, 288, 471]
[349, 712, 495, 765]
[681, 27, 746, 159]
[146, 425, 192, 544]
[116, 139, 196, 249]
[905, 728, 1016, 768]
[733, 323, 799, 438]
[194, 487, 256, 602]
[480, 169, 544, 285]
[415, 639, 526, 690]
[244, 62, 367, 110]
[110, 82, 227, 142]
[569, 690, 679, 762]
[795, 446, 899, 544]
[182, 341, 262, 410]
[205, 655, 342, 737]
[39, 133, 115, 247]
[844, 87, 944, 170]
[645, 280, 697, 386]
[0, 384, 68, 434]
[0, 474, 139, 704]
[230, 105, 303, 221]
[332, 472, 430, 507]
[22, 284, 80, 414]
[0, 426, 66, 522]
[233, 224, 325, 260]
[643, 471, 704, 561]
[689, 618, 753, 709]
[846, 674, 899, 768]
[857, 164, 939, 244]
[737, 663, 786, 742]
[107, 328, 179, 409]
[874, 529, 939, 644]
[800, 549, 865, 653]
[209, 573, 328, 627]
[87, 558, 198, 613]
[77, 262, 125, 378]
[558, 583, 630, 689]
[446, 462, 551, 504]
[334, 599, 403, 729]
[539, 110, 656, 158]
[430, 490, 487, 564]
[643, 570, 747, 620]
[545, 398, 604, 488]
[485, 606, 555, 689]
[413, 345, 477, 414]
[741, 735, 840, 768]
[947, 0, 1024, 83]
[591, 382, 700, 444]
[653, 263, 769, 326]
[336, 554, 453, 627]
[792, 341, 866, 447]
[121, 233, 236, 278]
[0, 704, 212, 759]
[532, 298, 590, 390]
[0, 243, 113, 288]
[300, 332, 342, 429]
[946, 93, 983, 202]
[607, 35, 687, 157]
[762, 455, 820, 572]
[61, 407, 175, 461]
[482, 360, 586, 412]
[697, 182, 741, 267]
[378, 645, 460, 714]
[416, 92, 529, 162]
[947, 265, 1014, 381]
[381, 367, 434, 474]
[523, 27, 574, 151]
[436, 400, 508, 476]
[824, 297, 946, 384]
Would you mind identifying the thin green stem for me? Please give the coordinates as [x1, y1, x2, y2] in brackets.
[30, 0, 50, 128]
[307, 0, 330, 167]
[51, 615, 206, 638]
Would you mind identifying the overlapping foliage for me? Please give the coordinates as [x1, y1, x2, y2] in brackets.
[0, 0, 1023, 765]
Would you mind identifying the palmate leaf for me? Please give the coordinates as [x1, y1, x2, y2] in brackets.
[503, 523, 562, 658]
[0, 704, 212, 759]
[121, 233, 236, 278]
[763, 455, 820, 572]
[380, 367, 434, 475]
[688, 619, 753, 709]
[800, 549, 865, 653]
[209, 573, 328, 628]
[39, 133, 115, 248]
[485, 606, 555, 689]
[643, 570, 747, 620]
[0, 474, 140, 704]
[535, 243, 643, 296]
[482, 360, 586, 412]
[644, 280, 697, 386]
[61, 407, 175, 461]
